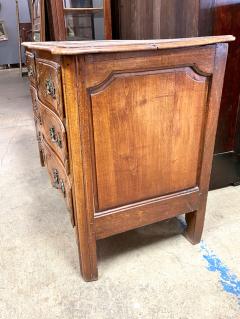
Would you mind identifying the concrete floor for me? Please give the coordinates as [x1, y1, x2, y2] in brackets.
[0, 69, 240, 319]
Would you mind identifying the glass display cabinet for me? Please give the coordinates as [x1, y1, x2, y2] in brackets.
[64, 0, 106, 40]
[32, 0, 45, 41]
[45, 0, 112, 41]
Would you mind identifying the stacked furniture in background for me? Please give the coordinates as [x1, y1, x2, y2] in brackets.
[111, 0, 240, 189]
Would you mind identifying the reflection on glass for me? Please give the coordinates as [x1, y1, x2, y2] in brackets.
[65, 11, 104, 40]
[63, 0, 103, 8]
[33, 0, 40, 18]
[33, 31, 40, 41]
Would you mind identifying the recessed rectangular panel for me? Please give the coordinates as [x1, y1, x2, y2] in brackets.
[90, 68, 209, 211]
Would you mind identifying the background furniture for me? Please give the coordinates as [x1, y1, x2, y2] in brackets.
[23, 36, 232, 281]
[111, 0, 213, 39]
[111, 0, 240, 190]
[31, 0, 45, 41]
[32, 0, 112, 41]
[210, 1, 240, 189]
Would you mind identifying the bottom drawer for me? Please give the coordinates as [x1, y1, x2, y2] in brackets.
[34, 116, 45, 167]
[42, 140, 75, 226]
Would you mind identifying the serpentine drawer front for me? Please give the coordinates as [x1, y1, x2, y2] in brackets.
[36, 58, 64, 120]
[29, 85, 44, 167]
[42, 140, 74, 227]
[26, 52, 37, 87]
[23, 36, 233, 281]
[38, 99, 69, 172]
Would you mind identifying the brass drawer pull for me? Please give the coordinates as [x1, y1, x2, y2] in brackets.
[37, 131, 42, 143]
[49, 127, 62, 148]
[28, 65, 34, 77]
[33, 101, 38, 112]
[45, 78, 56, 98]
[52, 168, 65, 196]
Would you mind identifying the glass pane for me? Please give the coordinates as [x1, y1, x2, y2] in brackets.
[33, 0, 40, 18]
[65, 11, 104, 40]
[64, 0, 103, 8]
[33, 31, 40, 41]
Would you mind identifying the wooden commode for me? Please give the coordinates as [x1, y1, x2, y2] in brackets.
[23, 36, 233, 281]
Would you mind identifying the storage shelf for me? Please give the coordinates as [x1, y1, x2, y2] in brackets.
[64, 8, 103, 14]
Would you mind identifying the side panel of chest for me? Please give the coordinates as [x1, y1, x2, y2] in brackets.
[83, 47, 215, 212]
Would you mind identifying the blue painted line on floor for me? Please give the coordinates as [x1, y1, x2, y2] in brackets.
[200, 241, 240, 303]
[177, 216, 240, 303]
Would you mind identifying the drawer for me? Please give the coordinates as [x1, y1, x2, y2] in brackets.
[26, 52, 37, 86]
[34, 116, 42, 144]
[36, 58, 64, 119]
[30, 86, 39, 118]
[34, 115, 45, 166]
[42, 140, 75, 226]
[38, 100, 69, 171]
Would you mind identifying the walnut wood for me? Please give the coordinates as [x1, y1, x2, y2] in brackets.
[26, 52, 37, 86]
[22, 35, 234, 54]
[47, 0, 66, 41]
[112, 0, 216, 40]
[38, 100, 69, 172]
[213, 2, 240, 154]
[95, 188, 200, 239]
[61, 55, 98, 282]
[43, 139, 74, 226]
[35, 58, 64, 120]
[23, 37, 230, 281]
[104, 0, 112, 39]
[90, 67, 209, 211]
[28, 63, 44, 167]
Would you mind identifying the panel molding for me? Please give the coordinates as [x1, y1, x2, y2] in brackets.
[87, 66, 210, 211]
[88, 65, 210, 95]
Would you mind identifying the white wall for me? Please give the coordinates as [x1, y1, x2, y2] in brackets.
[0, 0, 30, 65]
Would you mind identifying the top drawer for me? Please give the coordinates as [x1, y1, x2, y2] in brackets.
[36, 58, 64, 120]
[26, 52, 37, 87]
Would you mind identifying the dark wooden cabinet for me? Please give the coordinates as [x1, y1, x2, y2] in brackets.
[111, 0, 214, 39]
[210, 1, 240, 188]
[23, 36, 232, 281]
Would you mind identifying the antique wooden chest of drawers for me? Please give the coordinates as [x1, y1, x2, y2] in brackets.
[23, 36, 233, 281]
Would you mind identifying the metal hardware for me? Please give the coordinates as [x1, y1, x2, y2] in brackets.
[60, 180, 65, 196]
[53, 169, 59, 189]
[52, 169, 65, 195]
[33, 100, 38, 112]
[49, 127, 62, 148]
[37, 131, 42, 143]
[28, 65, 34, 77]
[45, 78, 56, 98]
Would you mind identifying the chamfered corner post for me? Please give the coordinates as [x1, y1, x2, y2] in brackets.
[184, 42, 229, 246]
[62, 55, 98, 281]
